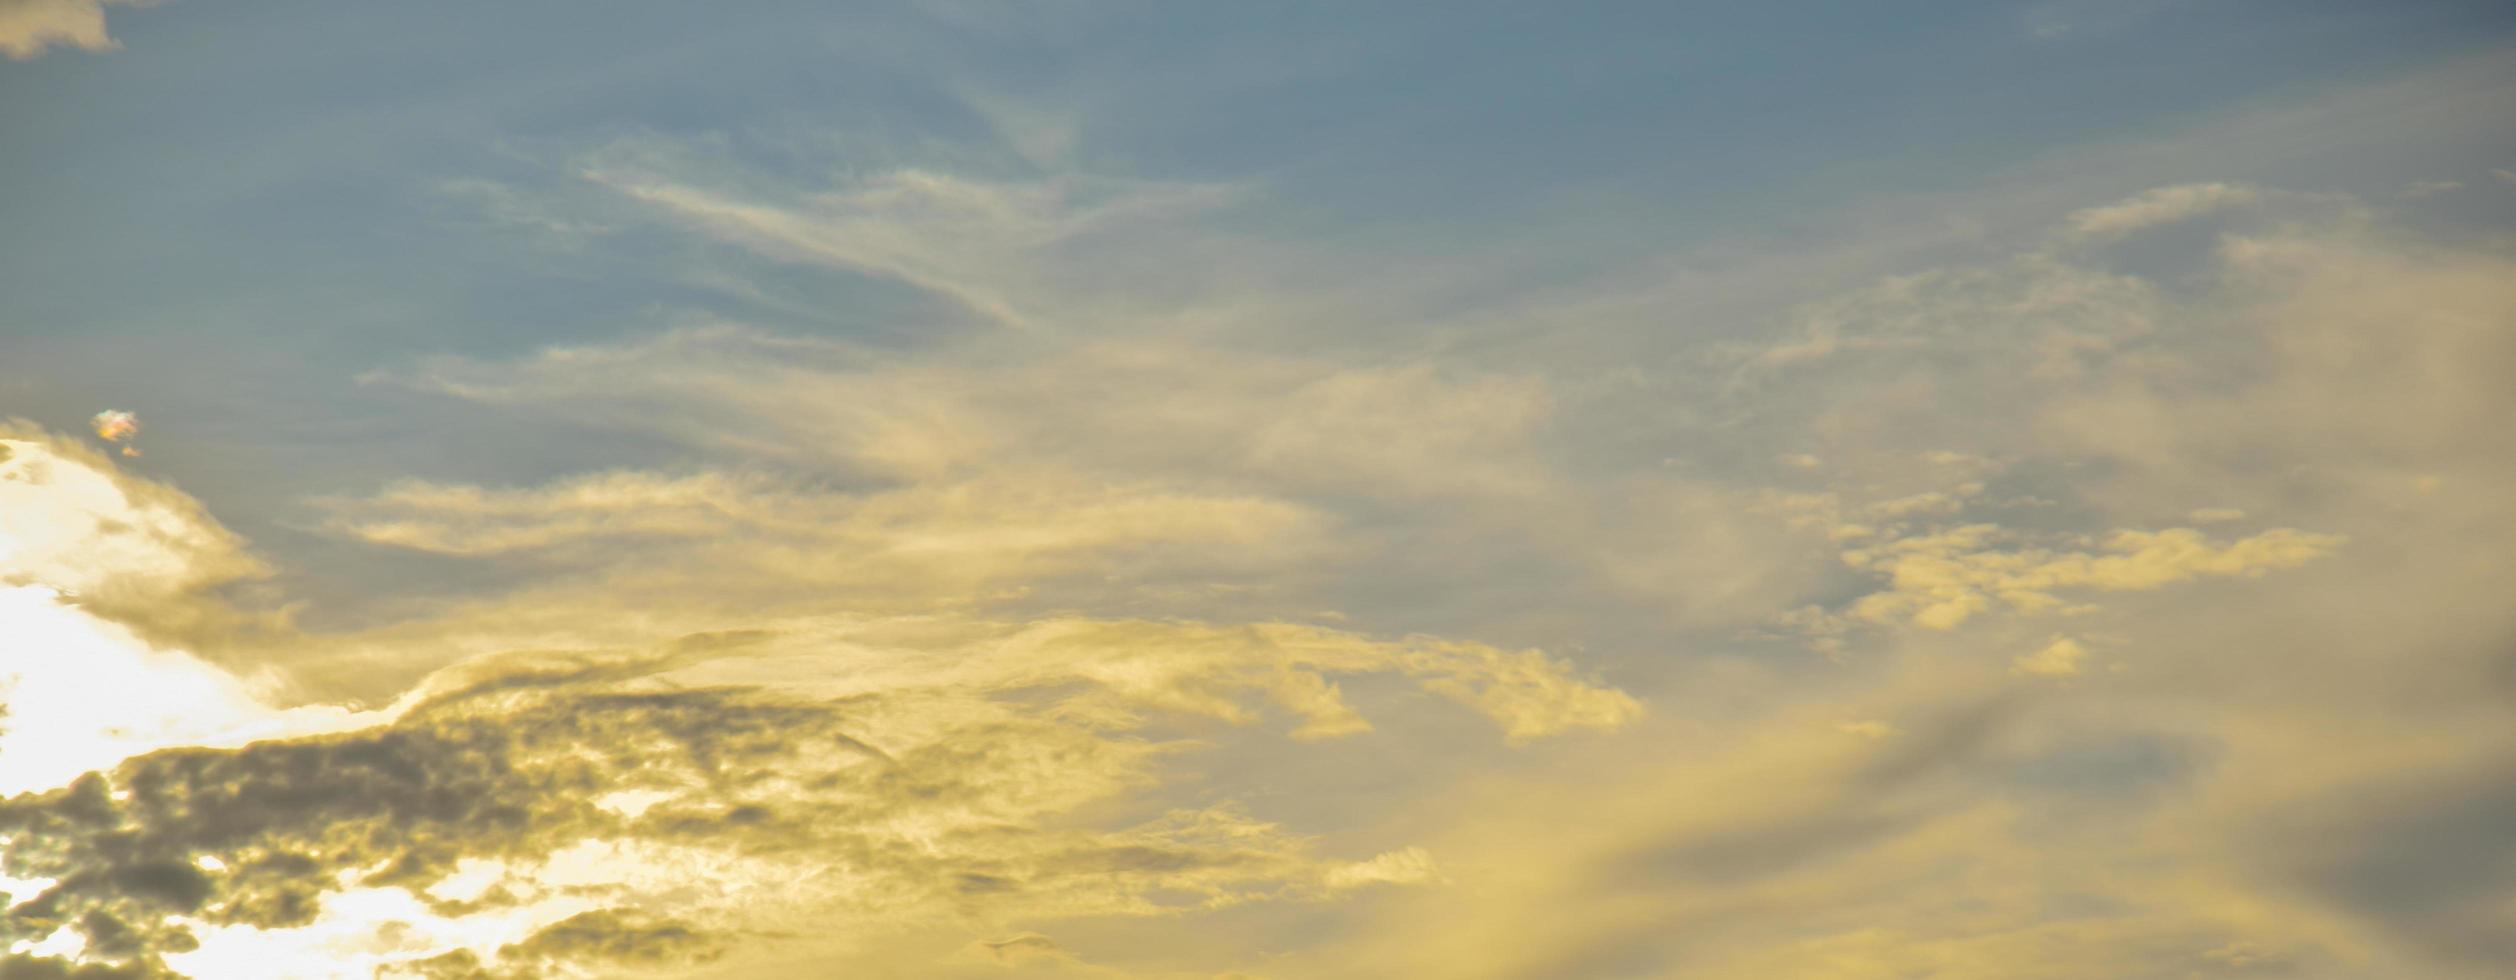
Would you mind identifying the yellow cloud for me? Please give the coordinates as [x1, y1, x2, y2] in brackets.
[319, 468, 1329, 601]
[1, 614, 1620, 976]
[2010, 636, 2088, 677]
[1324, 847, 1443, 890]
[0, 421, 1640, 977]
[0, 0, 152, 60]
[379, 324, 1553, 500]
[1840, 524, 2340, 631]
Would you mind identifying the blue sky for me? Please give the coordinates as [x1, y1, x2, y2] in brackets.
[7, 0, 2511, 600]
[5, 3, 2516, 978]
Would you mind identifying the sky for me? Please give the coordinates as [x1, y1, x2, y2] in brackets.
[4, 1, 2516, 977]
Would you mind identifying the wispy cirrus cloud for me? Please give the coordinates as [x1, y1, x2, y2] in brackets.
[577, 158, 1245, 332]
[12, 21, 2516, 971]
[2065, 181, 2261, 238]
[1280, 190, 2516, 980]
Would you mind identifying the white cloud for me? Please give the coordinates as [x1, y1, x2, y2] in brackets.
[0, 436, 377, 795]
[0, 434, 252, 599]
[0, 585, 374, 796]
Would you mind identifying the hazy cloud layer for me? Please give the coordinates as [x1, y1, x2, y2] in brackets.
[7, 12, 2516, 978]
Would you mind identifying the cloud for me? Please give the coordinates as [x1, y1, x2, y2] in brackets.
[964, 932, 1100, 973]
[1731, 251, 2162, 384]
[376, 324, 1553, 501]
[0, 585, 372, 798]
[1323, 847, 1442, 890]
[2010, 635, 2087, 677]
[2066, 182, 2260, 238]
[0, 406, 1651, 977]
[16, 84, 2516, 979]
[1298, 687, 2311, 979]
[0, 618, 1632, 977]
[0, 432, 257, 606]
[322, 168, 2516, 979]
[1222, 189, 2516, 979]
[459, 908, 721, 974]
[2044, 227, 2516, 491]
[1835, 523, 2340, 631]
[0, 434, 373, 796]
[88, 411, 139, 458]
[315, 467, 1329, 608]
[0, 0, 152, 60]
[577, 158, 1242, 331]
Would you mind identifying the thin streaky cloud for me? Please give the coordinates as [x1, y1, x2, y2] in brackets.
[4, 6, 2515, 978]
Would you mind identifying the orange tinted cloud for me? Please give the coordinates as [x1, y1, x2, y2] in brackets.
[90, 408, 140, 456]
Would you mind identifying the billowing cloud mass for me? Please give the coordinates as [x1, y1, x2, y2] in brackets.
[7, 10, 2516, 979]
[0, 434, 373, 791]
[0, 640, 1525, 978]
[0, 428, 1635, 977]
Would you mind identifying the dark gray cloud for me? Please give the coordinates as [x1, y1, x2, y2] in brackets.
[0, 666, 849, 975]
[380, 910, 722, 979]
